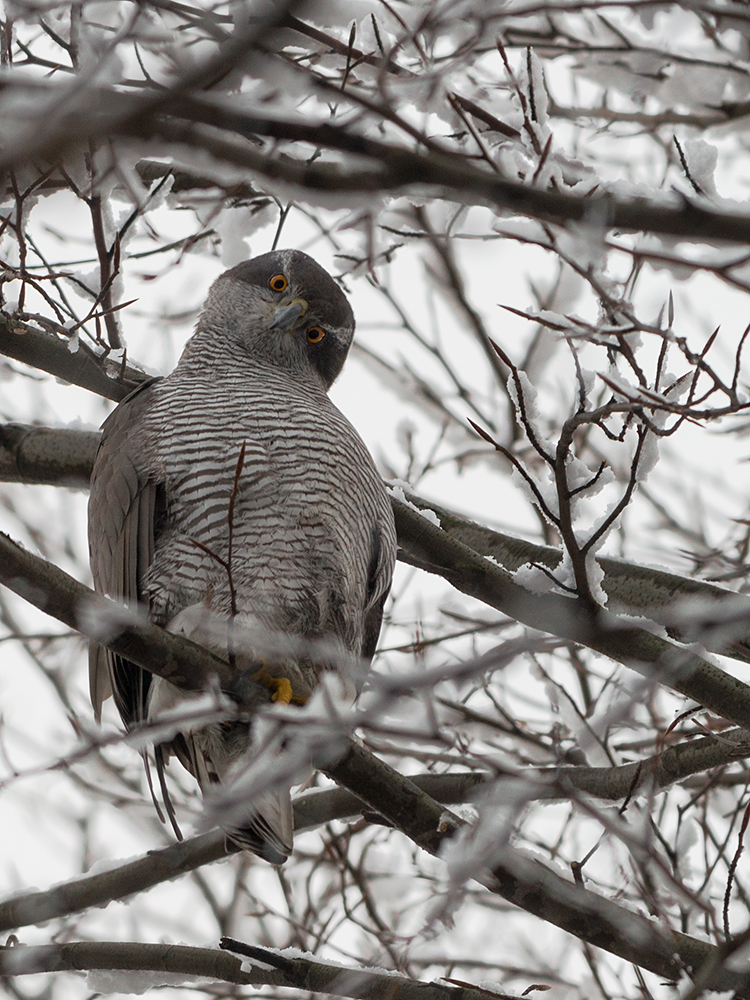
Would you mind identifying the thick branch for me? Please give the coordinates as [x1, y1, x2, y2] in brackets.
[0, 316, 145, 401]
[1, 80, 750, 243]
[401, 489, 750, 664]
[0, 159, 265, 200]
[0, 424, 99, 488]
[0, 532, 232, 691]
[0, 942, 260, 988]
[5, 725, 750, 934]
[222, 938, 519, 1000]
[539, 727, 750, 799]
[0, 831, 233, 933]
[0, 774, 480, 933]
[392, 499, 750, 731]
[140, 112, 750, 245]
[6, 427, 750, 729]
[0, 939, 521, 1000]
[5, 423, 750, 665]
[317, 738, 735, 988]
[0, 534, 744, 981]
[0, 742, 744, 985]
[3, 761, 731, 986]
[0, 533, 736, 975]
[6, 434, 750, 731]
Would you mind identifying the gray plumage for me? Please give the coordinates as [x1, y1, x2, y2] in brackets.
[88, 249, 396, 864]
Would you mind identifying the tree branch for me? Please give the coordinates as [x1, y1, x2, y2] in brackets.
[5, 423, 750, 664]
[6, 423, 750, 739]
[0, 315, 146, 401]
[317, 738, 738, 988]
[392, 499, 750, 731]
[0, 531, 232, 692]
[400, 489, 750, 664]
[0, 831, 233, 933]
[2, 530, 749, 981]
[0, 939, 523, 1000]
[0, 941, 268, 989]
[5, 724, 750, 934]
[0, 423, 99, 488]
[8, 469, 750, 736]
[139, 112, 750, 246]
[1, 80, 750, 243]
[0, 773, 478, 934]
[0, 752, 736, 986]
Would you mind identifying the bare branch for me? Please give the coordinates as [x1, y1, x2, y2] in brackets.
[4, 423, 750, 665]
[0, 939, 525, 1000]
[0, 314, 146, 401]
[0, 424, 99, 488]
[6, 726, 750, 934]
[0, 531, 232, 692]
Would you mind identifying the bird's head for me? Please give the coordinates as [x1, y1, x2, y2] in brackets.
[198, 249, 355, 389]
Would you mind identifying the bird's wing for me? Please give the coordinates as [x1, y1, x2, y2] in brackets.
[361, 517, 397, 662]
[88, 377, 164, 727]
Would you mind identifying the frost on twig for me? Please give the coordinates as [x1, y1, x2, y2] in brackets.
[5, 3, 750, 997]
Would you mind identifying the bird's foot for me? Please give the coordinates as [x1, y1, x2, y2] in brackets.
[250, 659, 300, 705]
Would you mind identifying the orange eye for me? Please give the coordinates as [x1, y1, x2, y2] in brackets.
[269, 274, 288, 292]
[307, 326, 326, 344]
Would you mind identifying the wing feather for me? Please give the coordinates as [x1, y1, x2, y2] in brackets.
[88, 378, 163, 728]
[361, 519, 396, 662]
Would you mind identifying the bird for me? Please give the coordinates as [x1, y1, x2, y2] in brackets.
[88, 249, 397, 864]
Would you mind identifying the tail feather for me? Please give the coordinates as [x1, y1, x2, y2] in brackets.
[153, 744, 184, 842]
[210, 782, 294, 865]
[160, 728, 294, 863]
[229, 809, 293, 865]
[147, 676, 295, 864]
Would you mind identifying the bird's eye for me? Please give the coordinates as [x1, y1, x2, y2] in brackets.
[269, 274, 288, 292]
[307, 326, 326, 344]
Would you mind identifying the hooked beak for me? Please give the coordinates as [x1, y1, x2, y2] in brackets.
[269, 298, 308, 332]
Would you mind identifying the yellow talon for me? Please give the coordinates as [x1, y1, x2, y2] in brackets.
[251, 660, 294, 705]
[271, 677, 293, 704]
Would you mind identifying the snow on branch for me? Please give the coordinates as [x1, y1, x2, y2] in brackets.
[0, 78, 750, 245]
[0, 313, 146, 402]
[0, 936, 744, 1000]
[5, 730, 750, 933]
[5, 4, 750, 992]
[5, 421, 750, 666]
[2, 529, 748, 980]
[393, 498, 750, 732]
[0, 531, 233, 692]
[0, 939, 523, 1000]
[4, 429, 750, 731]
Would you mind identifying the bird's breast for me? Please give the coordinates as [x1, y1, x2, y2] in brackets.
[141, 367, 385, 648]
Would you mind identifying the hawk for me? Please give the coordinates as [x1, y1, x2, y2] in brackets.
[88, 249, 396, 864]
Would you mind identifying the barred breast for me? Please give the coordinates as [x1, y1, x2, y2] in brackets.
[140, 332, 394, 665]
